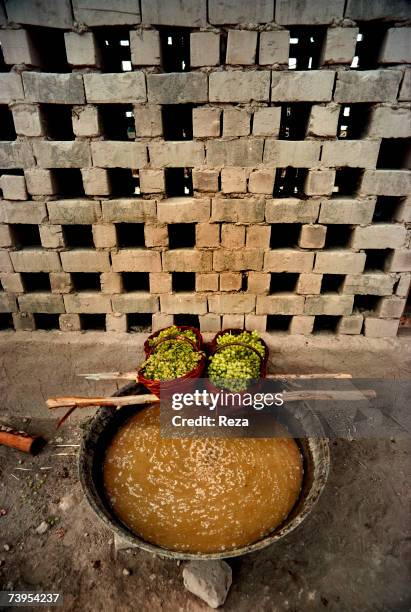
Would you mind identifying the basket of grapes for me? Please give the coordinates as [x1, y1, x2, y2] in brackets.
[207, 329, 268, 398]
[144, 325, 203, 356]
[138, 335, 206, 398]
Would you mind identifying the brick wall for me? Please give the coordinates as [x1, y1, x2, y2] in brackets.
[0, 0, 410, 336]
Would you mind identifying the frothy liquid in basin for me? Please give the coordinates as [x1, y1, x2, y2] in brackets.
[103, 406, 303, 554]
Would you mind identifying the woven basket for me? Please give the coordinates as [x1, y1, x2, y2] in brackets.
[138, 336, 206, 398]
[144, 325, 203, 357]
[209, 328, 269, 377]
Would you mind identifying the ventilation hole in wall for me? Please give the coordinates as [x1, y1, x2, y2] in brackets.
[116, 223, 145, 247]
[26, 27, 69, 71]
[71, 273, 100, 292]
[273, 168, 307, 198]
[313, 315, 340, 333]
[321, 274, 345, 293]
[10, 224, 41, 248]
[269, 273, 299, 293]
[99, 104, 135, 140]
[241, 273, 247, 292]
[0, 313, 13, 330]
[122, 272, 150, 292]
[168, 223, 195, 249]
[52, 169, 85, 197]
[372, 196, 405, 222]
[279, 104, 311, 140]
[0, 105, 17, 140]
[337, 104, 372, 139]
[159, 27, 190, 72]
[34, 313, 60, 330]
[364, 249, 393, 272]
[324, 225, 353, 248]
[165, 168, 193, 197]
[172, 272, 196, 292]
[266, 315, 292, 331]
[351, 26, 388, 70]
[0, 279, 3, 291]
[80, 314, 106, 331]
[174, 314, 199, 327]
[95, 28, 131, 72]
[288, 28, 326, 70]
[353, 295, 381, 315]
[398, 293, 411, 336]
[332, 168, 363, 197]
[127, 313, 152, 333]
[270, 224, 300, 248]
[162, 105, 193, 141]
[22, 273, 51, 293]
[220, 30, 228, 64]
[41, 104, 74, 140]
[109, 169, 140, 196]
[377, 139, 411, 170]
[63, 225, 94, 248]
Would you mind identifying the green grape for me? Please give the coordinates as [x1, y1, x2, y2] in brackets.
[148, 325, 197, 348]
[208, 330, 265, 392]
[142, 339, 203, 381]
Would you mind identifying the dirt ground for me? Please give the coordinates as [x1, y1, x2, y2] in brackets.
[0, 332, 410, 611]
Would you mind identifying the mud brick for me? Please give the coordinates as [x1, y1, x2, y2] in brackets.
[219, 271, 242, 291]
[7, 0, 73, 28]
[47, 199, 101, 225]
[130, 30, 161, 66]
[209, 71, 270, 103]
[380, 28, 411, 64]
[259, 31, 289, 65]
[81, 168, 110, 196]
[0, 273, 24, 292]
[321, 141, 380, 169]
[253, 107, 281, 137]
[226, 30, 258, 65]
[271, 71, 335, 102]
[92, 224, 117, 248]
[307, 104, 340, 137]
[245, 314, 267, 332]
[72, 0, 141, 26]
[190, 32, 220, 67]
[61, 251, 110, 273]
[152, 313, 174, 331]
[0, 293, 17, 312]
[0, 175, 27, 200]
[263, 141, 321, 167]
[351, 225, 406, 249]
[265, 199, 319, 223]
[208, 0, 273, 23]
[221, 223, 245, 249]
[314, 251, 366, 274]
[196, 273, 219, 292]
[160, 293, 207, 315]
[13, 313, 35, 331]
[18, 293, 64, 314]
[208, 294, 256, 314]
[290, 316, 315, 335]
[247, 272, 270, 294]
[33, 141, 91, 168]
[196, 223, 220, 248]
[144, 224, 168, 248]
[304, 295, 353, 316]
[396, 273, 411, 297]
[338, 315, 363, 335]
[199, 314, 221, 333]
[0, 225, 14, 248]
[223, 109, 250, 137]
[112, 293, 159, 313]
[149, 142, 204, 167]
[345, 0, 411, 21]
[72, 105, 100, 137]
[84, 73, 146, 103]
[264, 250, 314, 273]
[101, 273, 122, 294]
[222, 314, 245, 328]
[0, 201, 44, 224]
[367, 105, 411, 139]
[23, 72, 85, 104]
[246, 226, 271, 249]
[150, 272, 172, 294]
[213, 249, 263, 272]
[399, 68, 411, 101]
[91, 141, 147, 168]
[207, 140, 263, 167]
[297, 273, 322, 295]
[106, 314, 127, 332]
[24, 170, 56, 196]
[141, 0, 206, 26]
[299, 225, 326, 249]
[0, 251, 13, 272]
[157, 198, 210, 223]
[59, 313, 81, 331]
[334, 70, 403, 103]
[147, 73, 207, 104]
[364, 318, 399, 338]
[50, 272, 72, 294]
[256, 295, 305, 315]
[64, 293, 112, 314]
[0, 142, 34, 169]
[221, 168, 248, 193]
[39, 225, 64, 248]
[11, 104, 44, 137]
[319, 199, 376, 225]
[305, 170, 336, 196]
[163, 250, 212, 272]
[0, 73, 24, 103]
[111, 250, 162, 272]
[193, 108, 221, 138]
[248, 169, 276, 194]
[343, 274, 396, 296]
[360, 170, 411, 196]
[211, 198, 265, 223]
[64, 32, 100, 66]
[388, 250, 411, 272]
[377, 297, 406, 318]
[276, 0, 344, 23]
[0, 29, 40, 65]
[134, 105, 162, 137]
[102, 199, 156, 223]
[321, 28, 358, 64]
[193, 170, 219, 192]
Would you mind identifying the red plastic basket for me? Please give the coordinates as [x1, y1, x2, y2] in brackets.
[144, 325, 203, 357]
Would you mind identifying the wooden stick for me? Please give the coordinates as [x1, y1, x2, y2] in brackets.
[78, 371, 352, 382]
[47, 388, 375, 410]
[0, 426, 46, 454]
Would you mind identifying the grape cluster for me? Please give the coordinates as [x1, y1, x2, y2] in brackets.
[142, 339, 203, 381]
[148, 325, 197, 349]
[208, 330, 265, 392]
